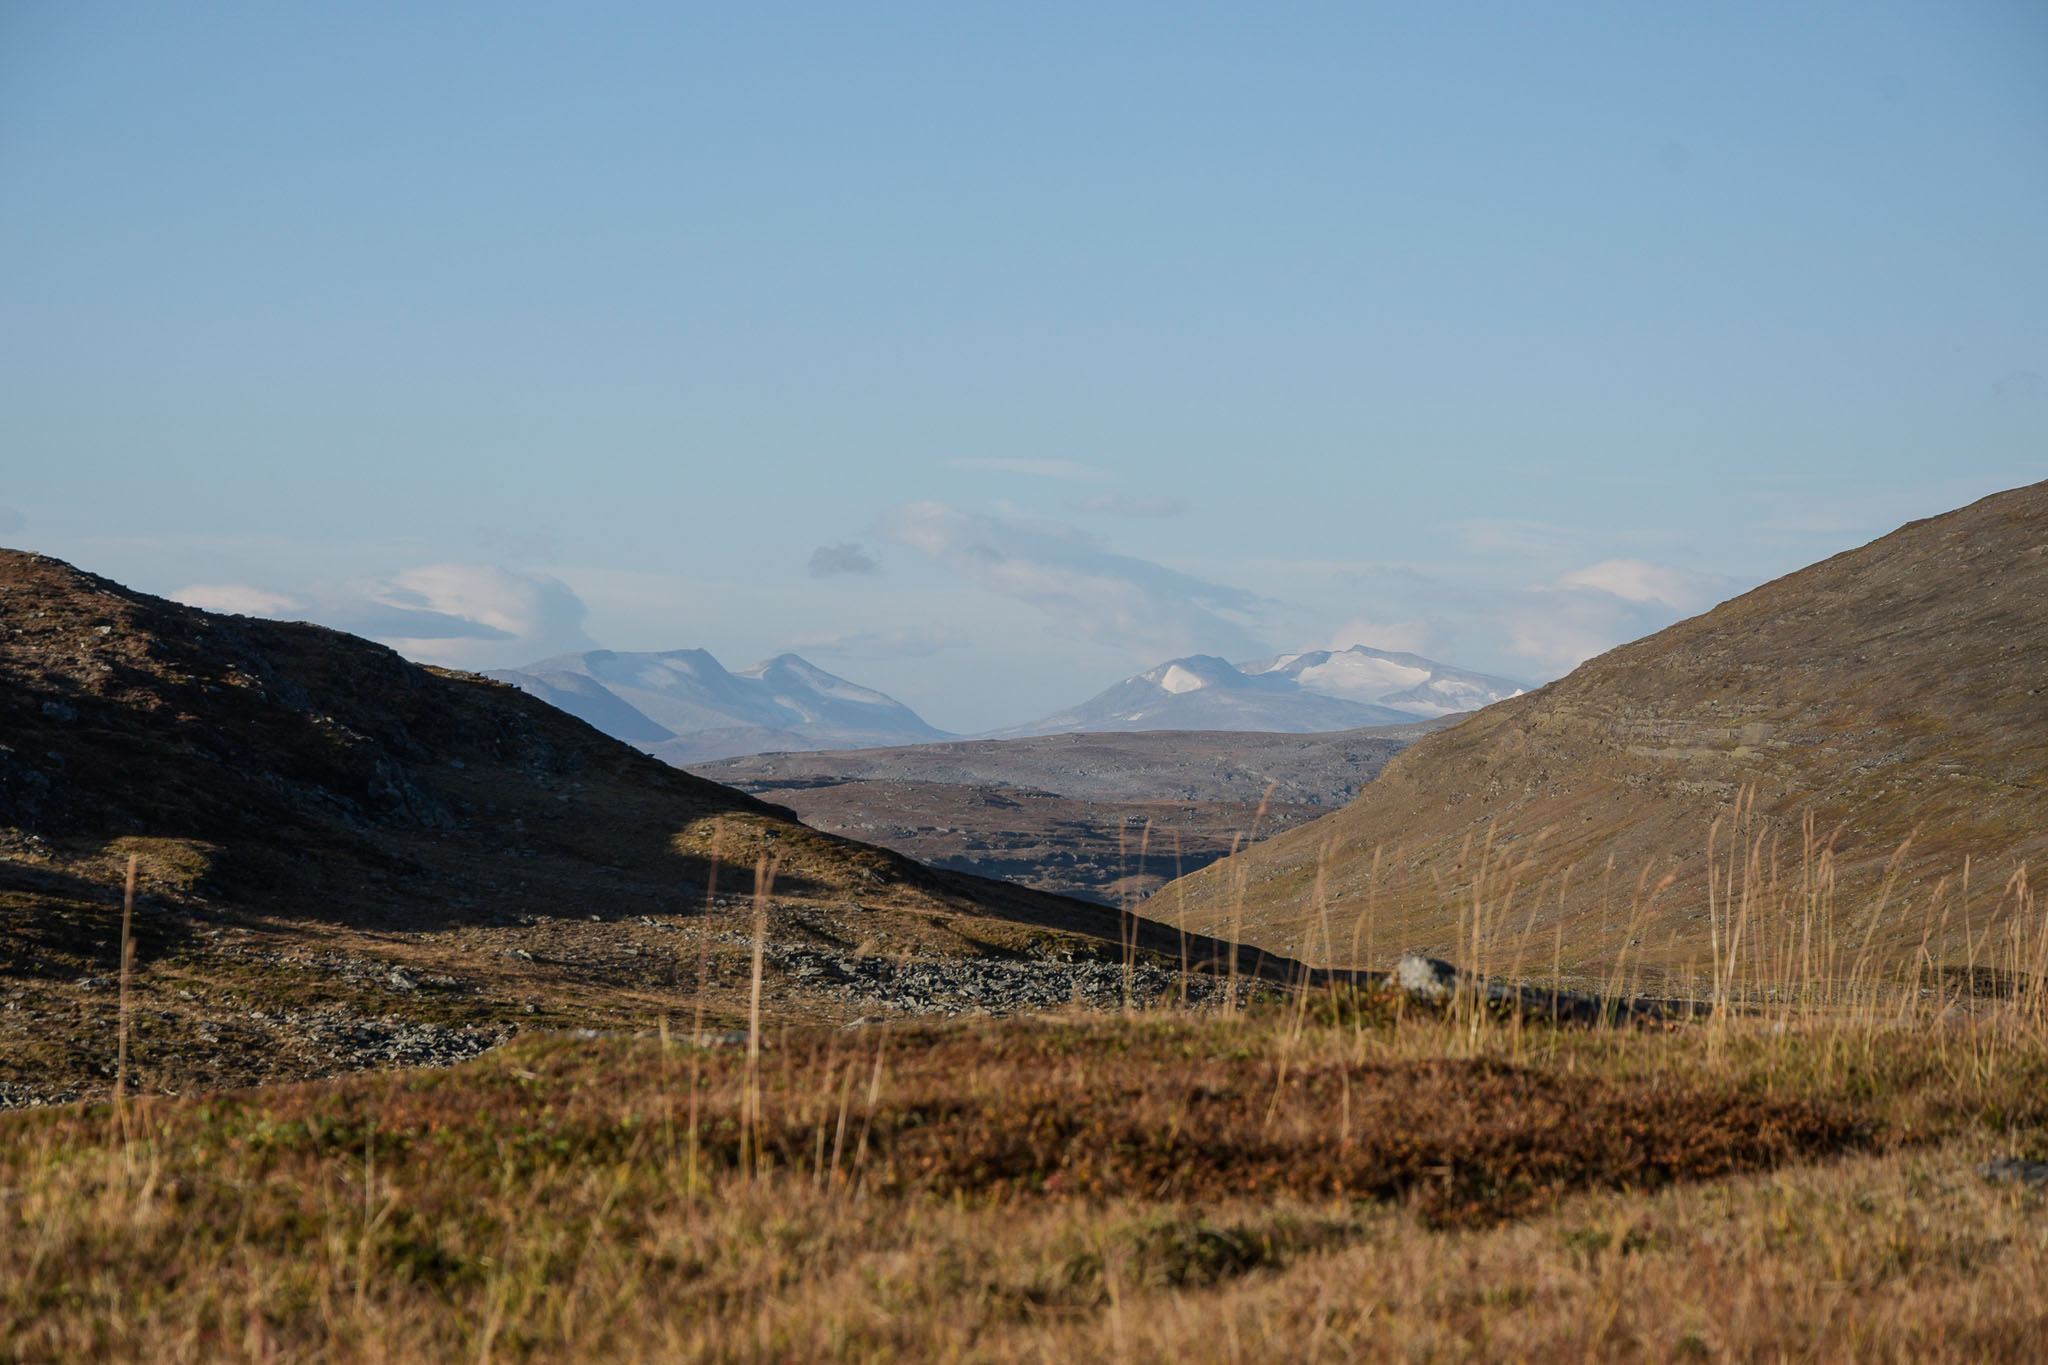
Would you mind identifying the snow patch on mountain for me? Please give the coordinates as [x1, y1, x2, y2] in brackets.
[1003, 645, 1527, 736]
[742, 653, 904, 708]
[488, 649, 950, 763]
[1247, 645, 1523, 719]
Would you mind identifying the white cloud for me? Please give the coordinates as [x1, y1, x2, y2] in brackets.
[877, 501, 1268, 659]
[1496, 560, 1738, 673]
[1443, 518, 1583, 557]
[1074, 493, 1187, 518]
[1326, 617, 1439, 656]
[792, 625, 969, 659]
[172, 583, 302, 617]
[945, 458, 1111, 482]
[474, 527, 561, 561]
[1496, 588, 1673, 673]
[1232, 550, 1746, 682]
[1441, 519, 1686, 561]
[1554, 558, 1732, 612]
[174, 565, 595, 668]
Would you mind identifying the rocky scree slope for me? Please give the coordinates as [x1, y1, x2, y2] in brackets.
[1158, 482, 2048, 983]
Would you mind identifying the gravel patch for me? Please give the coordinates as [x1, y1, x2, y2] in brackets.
[775, 946, 1233, 1014]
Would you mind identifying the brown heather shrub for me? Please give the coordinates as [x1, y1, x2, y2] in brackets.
[2, 997, 2047, 1362]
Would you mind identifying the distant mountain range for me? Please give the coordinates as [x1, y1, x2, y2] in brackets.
[488, 643, 1525, 762]
[1000, 646, 1527, 737]
[485, 650, 953, 764]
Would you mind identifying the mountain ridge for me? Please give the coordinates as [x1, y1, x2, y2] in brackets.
[488, 647, 952, 763]
[490, 641, 1518, 761]
[999, 645, 1525, 737]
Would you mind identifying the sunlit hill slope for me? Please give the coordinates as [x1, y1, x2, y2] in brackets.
[1158, 482, 2048, 986]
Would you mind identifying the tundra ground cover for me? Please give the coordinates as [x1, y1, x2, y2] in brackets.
[4, 991, 2046, 1362]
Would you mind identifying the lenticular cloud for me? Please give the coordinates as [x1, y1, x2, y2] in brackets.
[876, 501, 1268, 659]
[173, 564, 596, 669]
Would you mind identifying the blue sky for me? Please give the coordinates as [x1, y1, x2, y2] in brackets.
[4, 2, 2044, 731]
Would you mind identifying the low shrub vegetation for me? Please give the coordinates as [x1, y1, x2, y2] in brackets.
[5, 989, 2048, 1361]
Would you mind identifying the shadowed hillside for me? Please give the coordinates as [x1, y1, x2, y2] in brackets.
[0, 550, 1294, 1104]
[1156, 482, 2048, 985]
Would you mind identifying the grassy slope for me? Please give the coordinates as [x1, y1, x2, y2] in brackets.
[1156, 481, 2048, 984]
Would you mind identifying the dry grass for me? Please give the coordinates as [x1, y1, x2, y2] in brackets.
[3, 991, 2046, 1362]
[7, 757, 2045, 1361]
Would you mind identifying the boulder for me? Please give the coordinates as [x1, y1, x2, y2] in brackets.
[1395, 953, 1460, 1001]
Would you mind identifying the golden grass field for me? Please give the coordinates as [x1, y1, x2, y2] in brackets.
[4, 759, 2044, 1363]
[6, 942, 2048, 1363]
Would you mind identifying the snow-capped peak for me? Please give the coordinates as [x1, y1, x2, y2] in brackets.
[742, 653, 900, 706]
[997, 644, 1528, 737]
[487, 648, 950, 762]
[1257, 644, 1525, 718]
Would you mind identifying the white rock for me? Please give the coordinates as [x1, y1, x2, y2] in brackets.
[1395, 953, 1460, 1001]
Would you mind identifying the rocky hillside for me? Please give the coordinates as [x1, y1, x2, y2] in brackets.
[1157, 482, 2048, 985]
[0, 550, 1287, 1105]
